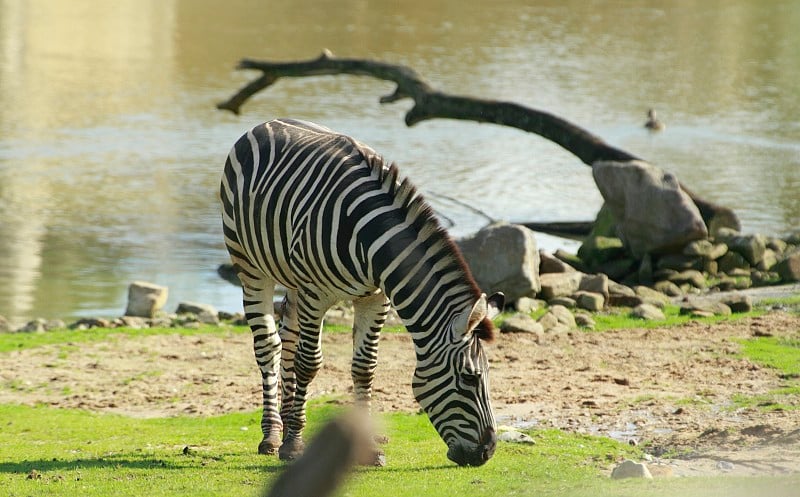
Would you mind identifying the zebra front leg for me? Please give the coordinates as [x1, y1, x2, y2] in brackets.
[278, 292, 329, 461]
[241, 278, 283, 455]
[351, 292, 390, 466]
[278, 290, 300, 443]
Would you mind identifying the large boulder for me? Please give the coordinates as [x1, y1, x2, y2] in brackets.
[125, 281, 168, 318]
[457, 223, 540, 302]
[592, 160, 708, 257]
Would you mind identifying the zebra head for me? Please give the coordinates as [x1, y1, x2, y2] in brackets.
[412, 292, 504, 466]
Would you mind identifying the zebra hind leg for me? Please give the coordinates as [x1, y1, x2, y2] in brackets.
[239, 274, 283, 455]
[351, 292, 390, 466]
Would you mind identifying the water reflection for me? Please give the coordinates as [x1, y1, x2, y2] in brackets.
[0, 0, 797, 323]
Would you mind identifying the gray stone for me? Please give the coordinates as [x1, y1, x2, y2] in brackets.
[723, 294, 753, 313]
[611, 459, 653, 480]
[457, 223, 540, 302]
[548, 296, 576, 309]
[756, 249, 779, 271]
[680, 301, 732, 317]
[775, 252, 800, 282]
[176, 301, 220, 325]
[607, 294, 644, 308]
[578, 235, 626, 266]
[653, 280, 682, 296]
[638, 253, 654, 284]
[125, 281, 168, 318]
[726, 234, 768, 266]
[573, 291, 605, 312]
[574, 312, 596, 329]
[592, 160, 707, 257]
[579, 273, 609, 303]
[683, 239, 728, 260]
[538, 305, 576, 332]
[667, 270, 707, 289]
[500, 313, 544, 334]
[497, 428, 535, 444]
[657, 254, 704, 271]
[632, 286, 669, 308]
[539, 272, 584, 301]
[514, 297, 541, 313]
[608, 281, 636, 297]
[539, 250, 577, 274]
[631, 304, 666, 321]
[18, 318, 47, 333]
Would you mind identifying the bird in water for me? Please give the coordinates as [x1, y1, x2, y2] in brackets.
[644, 108, 665, 131]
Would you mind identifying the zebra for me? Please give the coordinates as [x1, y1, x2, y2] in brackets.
[220, 118, 504, 467]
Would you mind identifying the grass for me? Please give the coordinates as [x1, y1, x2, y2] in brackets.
[2, 403, 798, 497]
[730, 336, 800, 411]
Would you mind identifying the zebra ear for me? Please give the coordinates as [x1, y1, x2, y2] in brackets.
[452, 294, 488, 337]
[486, 292, 505, 320]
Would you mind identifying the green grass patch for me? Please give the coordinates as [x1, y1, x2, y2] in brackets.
[1, 403, 798, 497]
[589, 304, 745, 331]
[731, 336, 800, 411]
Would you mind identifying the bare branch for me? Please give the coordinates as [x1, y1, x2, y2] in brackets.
[218, 50, 634, 166]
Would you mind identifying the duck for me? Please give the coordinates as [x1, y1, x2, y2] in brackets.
[644, 108, 665, 131]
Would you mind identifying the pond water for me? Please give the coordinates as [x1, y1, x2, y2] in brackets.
[0, 0, 798, 324]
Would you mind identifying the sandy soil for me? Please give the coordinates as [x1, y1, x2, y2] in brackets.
[2, 311, 799, 477]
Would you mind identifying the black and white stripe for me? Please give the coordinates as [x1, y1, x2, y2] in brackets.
[220, 118, 503, 466]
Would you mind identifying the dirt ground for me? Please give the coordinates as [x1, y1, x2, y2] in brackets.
[2, 310, 799, 477]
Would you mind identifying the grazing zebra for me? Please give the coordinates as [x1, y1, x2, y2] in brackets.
[220, 119, 504, 467]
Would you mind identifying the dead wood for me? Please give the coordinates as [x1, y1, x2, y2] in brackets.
[218, 50, 739, 233]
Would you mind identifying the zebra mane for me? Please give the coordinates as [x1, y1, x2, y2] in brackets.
[361, 149, 498, 343]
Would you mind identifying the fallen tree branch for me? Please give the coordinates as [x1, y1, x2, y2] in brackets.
[218, 50, 739, 233]
[217, 50, 635, 166]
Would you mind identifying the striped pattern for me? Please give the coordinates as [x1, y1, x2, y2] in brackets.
[220, 119, 501, 466]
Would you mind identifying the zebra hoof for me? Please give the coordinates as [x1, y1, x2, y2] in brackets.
[278, 437, 305, 461]
[257, 436, 281, 455]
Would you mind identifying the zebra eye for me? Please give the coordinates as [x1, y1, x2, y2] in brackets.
[461, 372, 480, 387]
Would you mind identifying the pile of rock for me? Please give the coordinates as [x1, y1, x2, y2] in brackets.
[576, 228, 800, 294]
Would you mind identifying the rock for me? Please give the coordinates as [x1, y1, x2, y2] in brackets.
[176, 302, 220, 324]
[637, 253, 654, 284]
[667, 270, 707, 289]
[592, 160, 707, 257]
[680, 301, 732, 317]
[539, 272, 584, 301]
[18, 318, 47, 333]
[723, 294, 753, 313]
[611, 459, 653, 480]
[500, 313, 544, 334]
[631, 303, 666, 320]
[125, 281, 168, 318]
[724, 234, 768, 266]
[718, 251, 751, 274]
[538, 305, 576, 332]
[684, 239, 728, 260]
[548, 297, 576, 309]
[574, 312, 596, 329]
[653, 280, 682, 296]
[497, 428, 535, 444]
[657, 254, 704, 271]
[578, 235, 626, 267]
[756, 249, 779, 271]
[573, 291, 604, 312]
[457, 223, 540, 302]
[607, 294, 644, 307]
[579, 273, 609, 303]
[69, 317, 112, 329]
[634, 285, 670, 307]
[539, 250, 577, 274]
[775, 252, 800, 282]
[553, 249, 587, 272]
[514, 297, 541, 313]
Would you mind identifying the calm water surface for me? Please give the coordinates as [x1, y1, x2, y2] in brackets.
[0, 0, 798, 323]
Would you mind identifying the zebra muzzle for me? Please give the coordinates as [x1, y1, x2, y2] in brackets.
[447, 427, 497, 467]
